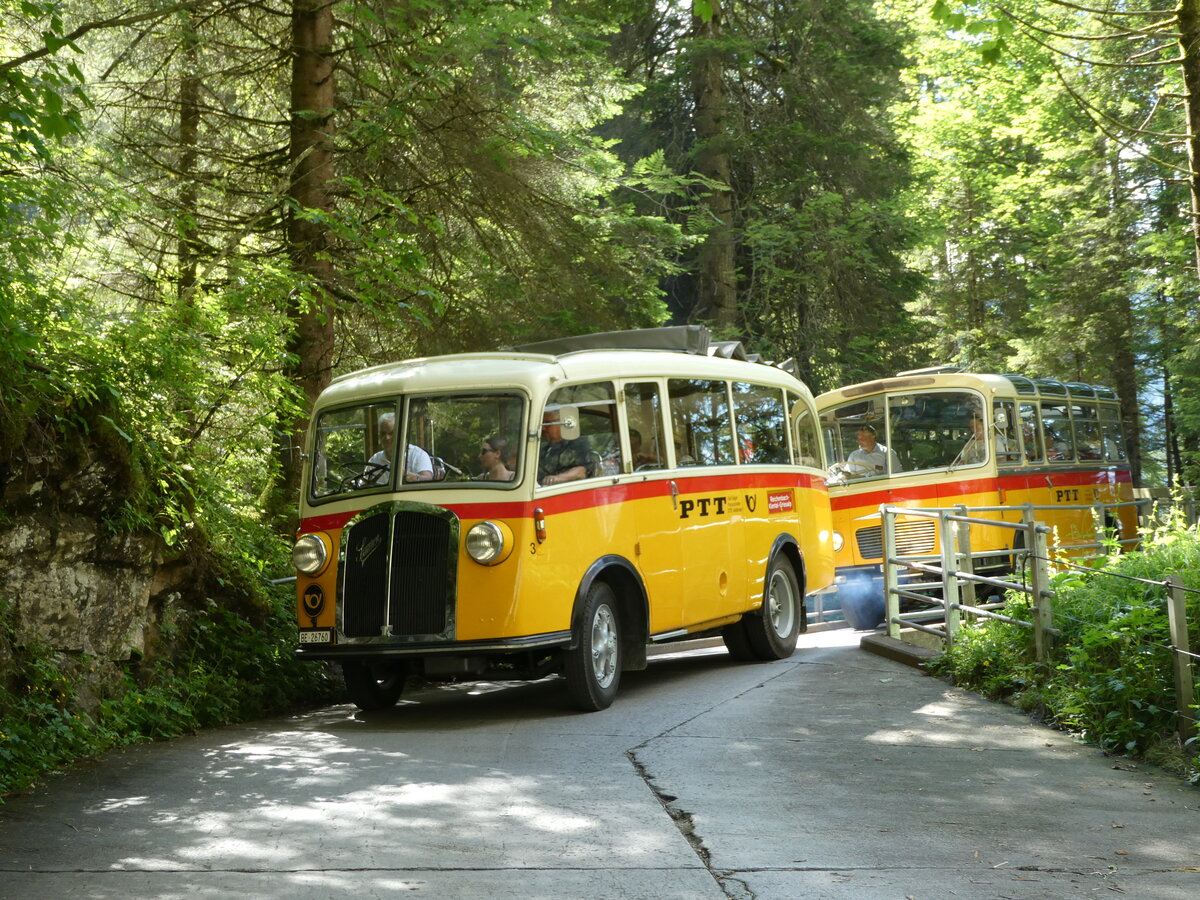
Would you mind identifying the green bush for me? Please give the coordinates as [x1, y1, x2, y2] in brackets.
[929, 517, 1200, 778]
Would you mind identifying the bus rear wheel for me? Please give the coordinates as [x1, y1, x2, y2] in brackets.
[565, 581, 621, 711]
[724, 555, 801, 661]
[342, 661, 405, 711]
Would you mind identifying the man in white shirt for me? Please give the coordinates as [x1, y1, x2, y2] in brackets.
[846, 425, 898, 476]
[369, 413, 433, 484]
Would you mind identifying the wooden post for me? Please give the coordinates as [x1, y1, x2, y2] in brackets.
[1020, 503, 1037, 584]
[1030, 521, 1052, 667]
[1165, 574, 1197, 742]
[883, 505, 900, 640]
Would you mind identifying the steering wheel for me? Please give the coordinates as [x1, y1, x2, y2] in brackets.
[334, 461, 389, 491]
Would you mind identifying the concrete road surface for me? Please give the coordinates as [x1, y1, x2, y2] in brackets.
[1, 628, 1197, 899]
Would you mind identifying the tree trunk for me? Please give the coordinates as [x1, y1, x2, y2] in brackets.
[689, 0, 737, 331]
[1176, 0, 1200, 281]
[1164, 348, 1178, 487]
[281, 0, 338, 509]
[1105, 139, 1143, 482]
[177, 19, 200, 304]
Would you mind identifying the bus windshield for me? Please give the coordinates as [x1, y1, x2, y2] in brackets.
[310, 393, 525, 499]
[820, 390, 984, 481]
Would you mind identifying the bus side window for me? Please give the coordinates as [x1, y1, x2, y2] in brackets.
[790, 393, 821, 467]
[1073, 403, 1103, 460]
[624, 382, 666, 471]
[545, 382, 617, 479]
[1041, 405, 1074, 461]
[669, 378, 735, 466]
[733, 382, 789, 465]
[993, 400, 1019, 463]
[1100, 406, 1126, 462]
[1020, 402, 1044, 463]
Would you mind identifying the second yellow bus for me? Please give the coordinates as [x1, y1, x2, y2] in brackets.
[816, 368, 1137, 628]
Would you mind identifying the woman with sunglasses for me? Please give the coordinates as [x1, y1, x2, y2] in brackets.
[479, 435, 515, 481]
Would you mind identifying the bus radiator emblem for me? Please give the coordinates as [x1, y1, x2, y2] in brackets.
[357, 533, 383, 565]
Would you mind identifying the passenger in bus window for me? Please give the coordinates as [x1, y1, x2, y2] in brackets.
[1043, 427, 1067, 460]
[479, 435, 515, 481]
[1075, 418, 1103, 460]
[846, 424, 898, 476]
[1021, 423, 1041, 462]
[959, 413, 1007, 465]
[539, 409, 590, 485]
[629, 428, 659, 468]
[369, 413, 434, 484]
[1103, 429, 1124, 461]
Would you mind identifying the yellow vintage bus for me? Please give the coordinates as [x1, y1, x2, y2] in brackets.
[815, 368, 1137, 628]
[291, 327, 834, 710]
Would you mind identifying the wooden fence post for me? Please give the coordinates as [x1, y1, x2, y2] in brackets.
[1165, 574, 1197, 743]
[1030, 521, 1052, 668]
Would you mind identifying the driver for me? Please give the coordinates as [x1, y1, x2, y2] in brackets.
[538, 408, 590, 486]
[369, 413, 434, 484]
[845, 424, 898, 476]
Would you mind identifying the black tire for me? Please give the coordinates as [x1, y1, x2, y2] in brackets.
[740, 555, 802, 660]
[565, 581, 621, 711]
[342, 661, 405, 711]
[721, 618, 757, 661]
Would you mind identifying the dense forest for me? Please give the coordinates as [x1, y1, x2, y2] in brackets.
[3, 1, 1200, 784]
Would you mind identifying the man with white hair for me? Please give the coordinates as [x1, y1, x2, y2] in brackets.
[369, 412, 433, 484]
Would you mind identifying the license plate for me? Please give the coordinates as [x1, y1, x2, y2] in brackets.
[299, 630, 331, 644]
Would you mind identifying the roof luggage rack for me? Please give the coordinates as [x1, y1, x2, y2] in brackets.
[509, 326, 797, 375]
[511, 325, 711, 357]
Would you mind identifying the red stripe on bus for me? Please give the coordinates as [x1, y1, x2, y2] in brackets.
[829, 467, 1132, 511]
[300, 470, 826, 532]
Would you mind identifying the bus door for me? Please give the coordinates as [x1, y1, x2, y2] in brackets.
[668, 377, 746, 626]
[622, 381, 684, 633]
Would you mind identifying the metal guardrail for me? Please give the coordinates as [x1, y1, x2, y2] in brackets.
[880, 502, 1198, 741]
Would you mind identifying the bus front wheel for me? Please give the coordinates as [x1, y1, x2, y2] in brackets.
[565, 581, 621, 711]
[342, 661, 405, 711]
[725, 555, 801, 661]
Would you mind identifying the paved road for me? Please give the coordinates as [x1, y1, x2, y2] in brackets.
[1, 628, 1197, 899]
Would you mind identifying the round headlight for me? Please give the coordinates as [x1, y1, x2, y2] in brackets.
[293, 533, 329, 575]
[466, 521, 508, 565]
[831, 531, 845, 553]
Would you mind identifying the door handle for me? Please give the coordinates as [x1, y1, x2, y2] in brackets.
[669, 480, 679, 510]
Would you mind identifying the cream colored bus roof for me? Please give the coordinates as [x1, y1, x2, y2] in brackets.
[319, 347, 813, 409]
[816, 371, 1119, 407]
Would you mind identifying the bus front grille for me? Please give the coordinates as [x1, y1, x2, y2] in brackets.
[340, 507, 457, 640]
[855, 520, 936, 561]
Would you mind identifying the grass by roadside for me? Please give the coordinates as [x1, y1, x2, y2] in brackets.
[927, 516, 1200, 784]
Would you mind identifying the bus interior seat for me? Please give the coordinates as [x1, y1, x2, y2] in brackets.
[588, 433, 621, 476]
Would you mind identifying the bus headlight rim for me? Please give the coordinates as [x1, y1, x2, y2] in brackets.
[831, 531, 845, 553]
[466, 521, 510, 565]
[293, 532, 330, 575]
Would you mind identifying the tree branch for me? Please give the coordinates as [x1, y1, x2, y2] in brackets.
[1, 1, 209, 72]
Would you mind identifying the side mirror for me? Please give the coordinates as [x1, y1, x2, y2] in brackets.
[557, 405, 581, 440]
